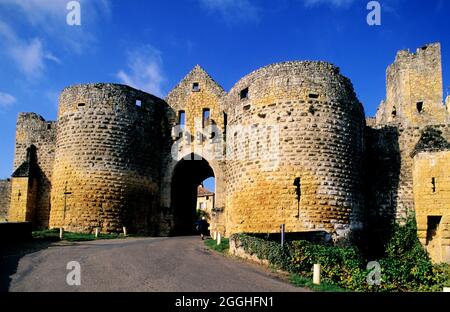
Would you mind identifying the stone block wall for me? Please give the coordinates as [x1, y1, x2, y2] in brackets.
[224, 61, 366, 240]
[49, 83, 167, 234]
[0, 179, 11, 221]
[13, 113, 56, 228]
[8, 176, 38, 223]
[376, 43, 448, 126]
[413, 150, 450, 263]
[163, 65, 227, 234]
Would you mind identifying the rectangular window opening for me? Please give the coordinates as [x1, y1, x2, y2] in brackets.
[192, 82, 200, 92]
[240, 87, 249, 100]
[202, 108, 210, 128]
[178, 111, 185, 128]
[223, 112, 228, 139]
[417, 101, 423, 113]
[78, 103, 86, 108]
[308, 93, 319, 99]
[426, 216, 442, 245]
[432, 177, 436, 193]
[178, 111, 185, 138]
[136, 100, 142, 107]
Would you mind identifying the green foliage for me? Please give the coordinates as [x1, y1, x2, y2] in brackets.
[376, 217, 439, 291]
[204, 238, 229, 253]
[233, 233, 292, 270]
[412, 126, 450, 156]
[290, 274, 346, 292]
[230, 215, 450, 292]
[290, 240, 367, 291]
[195, 209, 210, 221]
[32, 229, 126, 242]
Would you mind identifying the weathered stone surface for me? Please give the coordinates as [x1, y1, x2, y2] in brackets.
[224, 61, 365, 240]
[0, 179, 11, 221]
[4, 43, 450, 260]
[49, 83, 168, 234]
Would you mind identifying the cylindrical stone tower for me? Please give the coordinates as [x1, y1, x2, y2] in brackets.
[50, 83, 165, 233]
[224, 62, 365, 240]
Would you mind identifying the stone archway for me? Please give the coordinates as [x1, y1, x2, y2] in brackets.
[170, 153, 214, 235]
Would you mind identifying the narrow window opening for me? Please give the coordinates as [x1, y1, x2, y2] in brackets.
[417, 101, 423, 113]
[223, 112, 228, 140]
[202, 108, 210, 128]
[178, 110, 185, 138]
[308, 93, 319, 99]
[47, 124, 52, 130]
[178, 111, 185, 128]
[136, 100, 142, 107]
[426, 216, 442, 245]
[432, 177, 436, 193]
[391, 106, 397, 117]
[240, 87, 249, 100]
[293, 177, 301, 218]
[78, 103, 86, 108]
[192, 82, 200, 92]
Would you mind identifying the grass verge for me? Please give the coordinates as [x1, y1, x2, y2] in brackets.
[204, 238, 229, 253]
[290, 273, 347, 292]
[32, 228, 126, 242]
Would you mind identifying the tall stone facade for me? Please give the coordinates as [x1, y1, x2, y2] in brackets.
[224, 62, 365, 239]
[5, 43, 450, 262]
[49, 84, 168, 234]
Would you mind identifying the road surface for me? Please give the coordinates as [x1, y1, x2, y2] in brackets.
[3, 236, 307, 292]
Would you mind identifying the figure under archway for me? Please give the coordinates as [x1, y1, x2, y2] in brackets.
[171, 154, 214, 235]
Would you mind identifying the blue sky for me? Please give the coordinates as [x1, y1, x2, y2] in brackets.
[0, 0, 449, 186]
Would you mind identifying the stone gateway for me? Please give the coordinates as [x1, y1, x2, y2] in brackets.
[5, 43, 450, 263]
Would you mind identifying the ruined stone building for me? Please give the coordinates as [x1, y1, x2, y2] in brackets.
[2, 42, 449, 263]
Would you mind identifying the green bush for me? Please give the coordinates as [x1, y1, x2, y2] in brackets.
[290, 240, 367, 291]
[231, 215, 450, 292]
[376, 217, 439, 291]
[233, 233, 292, 270]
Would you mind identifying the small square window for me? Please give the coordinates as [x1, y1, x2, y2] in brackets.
[240, 88, 249, 100]
[192, 83, 200, 92]
[136, 100, 142, 107]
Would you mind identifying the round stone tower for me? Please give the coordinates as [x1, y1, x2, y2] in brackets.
[49, 83, 166, 233]
[224, 61, 365, 240]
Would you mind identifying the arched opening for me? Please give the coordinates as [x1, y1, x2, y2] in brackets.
[171, 154, 214, 235]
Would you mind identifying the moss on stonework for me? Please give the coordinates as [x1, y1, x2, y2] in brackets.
[411, 126, 450, 157]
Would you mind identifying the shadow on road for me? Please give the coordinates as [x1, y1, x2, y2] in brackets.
[0, 239, 56, 292]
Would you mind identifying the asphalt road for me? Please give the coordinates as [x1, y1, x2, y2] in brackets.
[4, 236, 307, 292]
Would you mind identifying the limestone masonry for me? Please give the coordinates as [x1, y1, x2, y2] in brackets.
[5, 43, 450, 263]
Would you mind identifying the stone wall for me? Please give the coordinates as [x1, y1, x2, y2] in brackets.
[376, 43, 448, 126]
[224, 61, 366, 240]
[12, 113, 56, 228]
[163, 65, 227, 234]
[413, 150, 450, 263]
[0, 179, 11, 221]
[49, 83, 167, 234]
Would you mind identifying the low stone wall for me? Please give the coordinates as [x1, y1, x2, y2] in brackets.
[229, 235, 269, 266]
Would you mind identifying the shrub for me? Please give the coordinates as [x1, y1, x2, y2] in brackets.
[230, 215, 449, 292]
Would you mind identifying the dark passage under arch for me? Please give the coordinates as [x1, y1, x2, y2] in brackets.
[171, 154, 214, 235]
